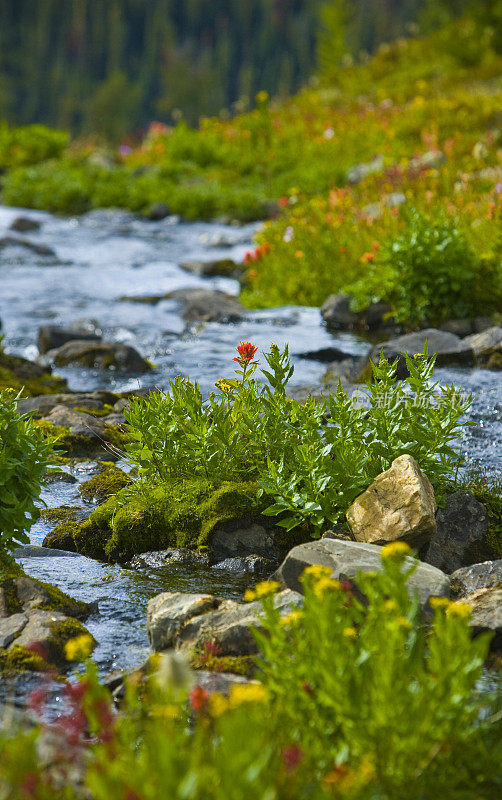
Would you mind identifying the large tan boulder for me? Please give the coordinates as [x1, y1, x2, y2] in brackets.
[346, 455, 436, 548]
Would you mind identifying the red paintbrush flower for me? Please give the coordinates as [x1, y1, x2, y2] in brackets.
[282, 744, 303, 772]
[233, 342, 259, 365]
[189, 685, 209, 713]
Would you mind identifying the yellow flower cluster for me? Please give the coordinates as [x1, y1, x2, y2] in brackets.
[244, 581, 281, 602]
[381, 541, 412, 559]
[64, 634, 94, 662]
[429, 596, 472, 618]
[209, 682, 269, 717]
[280, 610, 304, 627]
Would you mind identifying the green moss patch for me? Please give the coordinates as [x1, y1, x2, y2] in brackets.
[0, 349, 68, 397]
[41, 505, 80, 525]
[59, 479, 263, 562]
[46, 618, 96, 665]
[79, 466, 132, 501]
[0, 644, 50, 673]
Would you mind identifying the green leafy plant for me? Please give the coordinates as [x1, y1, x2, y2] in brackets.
[125, 343, 471, 537]
[0, 389, 53, 557]
[347, 209, 502, 326]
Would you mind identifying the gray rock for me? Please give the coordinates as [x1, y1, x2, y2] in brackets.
[460, 588, 502, 650]
[147, 589, 303, 655]
[148, 202, 170, 221]
[440, 319, 475, 338]
[38, 326, 101, 354]
[129, 549, 209, 569]
[192, 671, 256, 695]
[44, 469, 78, 485]
[179, 590, 303, 656]
[212, 555, 276, 575]
[41, 340, 151, 373]
[450, 560, 502, 598]
[0, 614, 28, 648]
[462, 327, 502, 362]
[147, 594, 220, 651]
[166, 288, 246, 323]
[425, 491, 490, 573]
[9, 217, 41, 233]
[370, 328, 474, 376]
[321, 293, 394, 333]
[43, 404, 106, 436]
[14, 545, 80, 559]
[209, 518, 283, 565]
[273, 539, 450, 608]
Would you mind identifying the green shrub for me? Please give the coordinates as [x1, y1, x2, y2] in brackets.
[0, 390, 53, 556]
[2, 161, 91, 214]
[347, 209, 502, 326]
[0, 547, 499, 799]
[125, 343, 471, 536]
[0, 123, 68, 170]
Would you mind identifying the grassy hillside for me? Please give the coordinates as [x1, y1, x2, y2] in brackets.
[1, 17, 501, 322]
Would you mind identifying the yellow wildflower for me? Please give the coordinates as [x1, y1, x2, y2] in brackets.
[381, 541, 412, 559]
[384, 600, 397, 612]
[314, 577, 341, 598]
[343, 627, 357, 638]
[151, 704, 180, 720]
[228, 682, 268, 709]
[429, 597, 451, 611]
[64, 634, 94, 662]
[446, 602, 472, 619]
[209, 692, 229, 717]
[280, 610, 304, 627]
[397, 617, 412, 631]
[303, 565, 333, 579]
[244, 581, 280, 602]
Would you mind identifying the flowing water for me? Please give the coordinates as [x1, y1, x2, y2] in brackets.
[0, 204, 501, 686]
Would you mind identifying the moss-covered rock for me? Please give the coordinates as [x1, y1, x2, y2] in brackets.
[41, 505, 81, 525]
[50, 479, 265, 562]
[33, 418, 132, 460]
[79, 466, 132, 501]
[0, 348, 68, 397]
[0, 644, 50, 673]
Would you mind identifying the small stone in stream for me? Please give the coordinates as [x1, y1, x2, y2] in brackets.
[38, 325, 101, 354]
[0, 236, 56, 257]
[43, 404, 106, 435]
[129, 549, 209, 569]
[17, 390, 118, 416]
[165, 288, 246, 323]
[273, 538, 450, 608]
[9, 217, 41, 233]
[208, 518, 284, 565]
[148, 202, 170, 221]
[321, 293, 393, 332]
[14, 546, 81, 559]
[147, 593, 220, 651]
[298, 346, 348, 362]
[346, 455, 437, 549]
[179, 258, 243, 279]
[462, 327, 502, 364]
[425, 491, 490, 573]
[451, 560, 502, 598]
[212, 555, 276, 575]
[40, 340, 151, 373]
[45, 469, 78, 484]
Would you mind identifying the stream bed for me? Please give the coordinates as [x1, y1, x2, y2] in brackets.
[1, 204, 501, 685]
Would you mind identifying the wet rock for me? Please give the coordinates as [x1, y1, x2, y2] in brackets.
[38, 325, 101, 354]
[459, 588, 502, 650]
[321, 293, 393, 332]
[273, 538, 450, 607]
[192, 670, 255, 695]
[43, 404, 106, 436]
[148, 589, 303, 656]
[298, 346, 349, 362]
[78, 466, 132, 501]
[148, 594, 220, 651]
[0, 236, 55, 257]
[14, 546, 80, 559]
[440, 319, 475, 338]
[208, 518, 284, 565]
[148, 202, 170, 221]
[9, 217, 41, 233]
[212, 555, 276, 575]
[41, 340, 151, 373]
[346, 455, 437, 548]
[369, 328, 474, 377]
[129, 549, 209, 570]
[166, 288, 246, 323]
[425, 491, 490, 573]
[179, 258, 243, 280]
[44, 469, 78, 485]
[488, 353, 502, 370]
[462, 327, 502, 365]
[450, 560, 502, 598]
[322, 357, 365, 386]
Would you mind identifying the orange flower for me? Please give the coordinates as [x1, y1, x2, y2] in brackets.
[360, 252, 375, 263]
[233, 342, 259, 366]
[295, 250, 304, 258]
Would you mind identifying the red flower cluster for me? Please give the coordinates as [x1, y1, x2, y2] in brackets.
[189, 685, 209, 713]
[243, 241, 270, 265]
[233, 342, 259, 366]
[282, 744, 303, 772]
